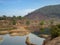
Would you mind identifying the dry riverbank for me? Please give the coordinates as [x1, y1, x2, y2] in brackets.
[0, 25, 30, 36]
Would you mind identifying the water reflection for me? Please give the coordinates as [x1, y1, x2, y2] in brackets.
[0, 33, 45, 45]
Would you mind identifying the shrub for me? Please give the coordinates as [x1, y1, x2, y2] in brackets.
[26, 21, 30, 26]
[50, 24, 60, 39]
[12, 20, 16, 25]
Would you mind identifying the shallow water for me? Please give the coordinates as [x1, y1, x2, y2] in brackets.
[0, 33, 45, 45]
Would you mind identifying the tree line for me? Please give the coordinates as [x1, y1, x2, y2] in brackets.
[0, 15, 22, 20]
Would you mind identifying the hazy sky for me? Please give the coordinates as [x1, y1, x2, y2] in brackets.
[0, 0, 60, 16]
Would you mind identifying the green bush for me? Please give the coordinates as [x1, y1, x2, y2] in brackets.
[50, 24, 60, 39]
[17, 16, 22, 20]
[26, 21, 30, 26]
[39, 21, 45, 25]
[12, 20, 16, 25]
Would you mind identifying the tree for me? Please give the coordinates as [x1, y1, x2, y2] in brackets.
[12, 19, 16, 25]
[26, 21, 30, 26]
[2, 15, 7, 20]
[39, 20, 45, 28]
[39, 20, 45, 32]
[17, 16, 22, 20]
[50, 20, 54, 26]
[12, 16, 16, 20]
[11, 16, 17, 25]
[50, 24, 60, 39]
[40, 20, 45, 25]
[0, 17, 3, 20]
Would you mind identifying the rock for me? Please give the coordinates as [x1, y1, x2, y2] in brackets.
[39, 34, 50, 39]
[0, 31, 8, 35]
[43, 36, 60, 45]
[25, 36, 36, 45]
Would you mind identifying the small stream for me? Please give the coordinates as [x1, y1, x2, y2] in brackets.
[0, 33, 45, 45]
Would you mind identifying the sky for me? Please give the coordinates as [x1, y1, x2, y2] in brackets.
[0, 0, 60, 16]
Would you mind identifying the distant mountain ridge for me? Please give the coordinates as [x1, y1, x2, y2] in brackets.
[24, 4, 60, 20]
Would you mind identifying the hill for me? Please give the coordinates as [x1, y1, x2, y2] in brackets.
[25, 4, 60, 21]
